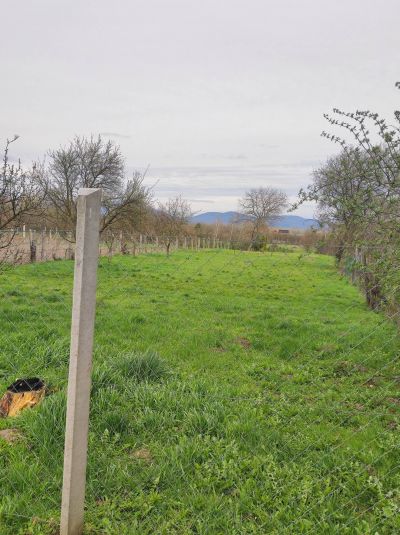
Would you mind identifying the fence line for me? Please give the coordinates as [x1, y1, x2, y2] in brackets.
[0, 228, 243, 267]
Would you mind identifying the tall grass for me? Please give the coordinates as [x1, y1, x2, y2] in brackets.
[0, 250, 399, 533]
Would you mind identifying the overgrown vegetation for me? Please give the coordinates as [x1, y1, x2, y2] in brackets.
[296, 82, 400, 311]
[0, 250, 399, 533]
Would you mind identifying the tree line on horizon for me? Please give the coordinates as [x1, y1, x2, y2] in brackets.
[0, 134, 294, 254]
[3, 82, 400, 312]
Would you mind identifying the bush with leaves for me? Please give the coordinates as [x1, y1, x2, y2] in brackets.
[295, 83, 400, 310]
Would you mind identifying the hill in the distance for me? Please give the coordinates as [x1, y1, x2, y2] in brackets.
[191, 212, 319, 229]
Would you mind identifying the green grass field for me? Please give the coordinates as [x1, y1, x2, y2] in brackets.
[0, 250, 399, 534]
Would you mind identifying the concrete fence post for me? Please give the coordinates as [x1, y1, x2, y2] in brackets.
[60, 188, 101, 535]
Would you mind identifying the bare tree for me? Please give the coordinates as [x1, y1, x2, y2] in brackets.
[44, 135, 152, 237]
[239, 187, 288, 241]
[0, 135, 45, 264]
[155, 196, 192, 255]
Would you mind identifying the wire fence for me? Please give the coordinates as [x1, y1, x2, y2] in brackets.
[0, 201, 399, 533]
[0, 227, 237, 267]
[0, 224, 318, 268]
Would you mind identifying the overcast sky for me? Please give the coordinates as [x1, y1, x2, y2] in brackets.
[1, 0, 399, 217]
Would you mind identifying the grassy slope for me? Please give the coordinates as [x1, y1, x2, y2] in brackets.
[0, 250, 399, 534]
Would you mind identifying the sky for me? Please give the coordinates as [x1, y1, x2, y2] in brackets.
[1, 0, 399, 217]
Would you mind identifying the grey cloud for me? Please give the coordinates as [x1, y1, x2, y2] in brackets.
[99, 132, 131, 139]
[199, 153, 248, 161]
[188, 199, 215, 204]
[226, 154, 248, 160]
[258, 144, 279, 149]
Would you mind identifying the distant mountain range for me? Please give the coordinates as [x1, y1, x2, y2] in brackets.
[191, 211, 319, 229]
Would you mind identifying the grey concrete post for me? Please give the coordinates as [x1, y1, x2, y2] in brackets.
[60, 189, 101, 535]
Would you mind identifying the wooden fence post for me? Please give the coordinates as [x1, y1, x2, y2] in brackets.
[40, 229, 45, 261]
[60, 188, 101, 535]
[30, 240, 37, 263]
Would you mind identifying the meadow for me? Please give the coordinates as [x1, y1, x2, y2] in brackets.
[0, 249, 399, 534]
